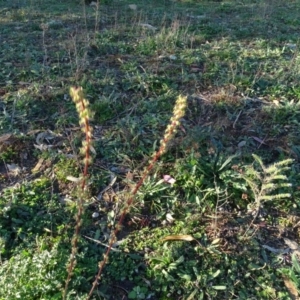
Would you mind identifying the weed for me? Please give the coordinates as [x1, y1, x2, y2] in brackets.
[242, 154, 293, 219]
[0, 0, 300, 299]
[87, 93, 187, 298]
[64, 87, 94, 299]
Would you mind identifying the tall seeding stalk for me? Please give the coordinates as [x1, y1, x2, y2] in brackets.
[87, 94, 187, 299]
[63, 87, 94, 300]
[64, 86, 187, 299]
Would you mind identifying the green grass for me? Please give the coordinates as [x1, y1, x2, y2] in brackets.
[0, 0, 300, 299]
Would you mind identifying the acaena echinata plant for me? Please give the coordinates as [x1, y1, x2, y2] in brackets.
[63, 87, 94, 300]
[87, 95, 187, 299]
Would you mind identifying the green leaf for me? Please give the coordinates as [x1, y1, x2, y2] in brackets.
[248, 263, 266, 270]
[128, 291, 137, 299]
[161, 235, 195, 242]
[187, 288, 198, 300]
[175, 255, 185, 264]
[292, 253, 300, 273]
[210, 269, 221, 279]
[128, 253, 143, 260]
[218, 154, 238, 171]
[180, 274, 191, 281]
[94, 229, 101, 240]
[212, 285, 227, 290]
[211, 238, 220, 246]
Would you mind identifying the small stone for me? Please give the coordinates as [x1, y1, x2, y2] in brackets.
[92, 212, 99, 218]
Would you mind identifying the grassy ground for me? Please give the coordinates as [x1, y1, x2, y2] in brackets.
[0, 0, 300, 299]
